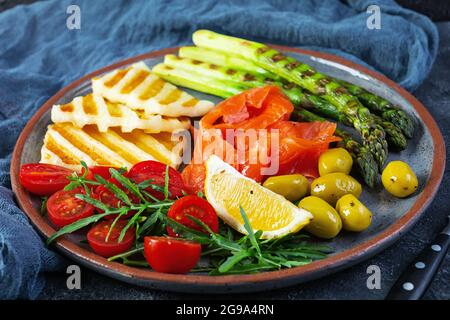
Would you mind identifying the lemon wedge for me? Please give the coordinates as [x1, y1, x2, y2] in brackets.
[204, 155, 313, 239]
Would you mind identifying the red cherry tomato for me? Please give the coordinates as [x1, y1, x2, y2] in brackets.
[93, 178, 139, 219]
[143, 236, 201, 274]
[19, 163, 73, 196]
[127, 161, 185, 200]
[84, 166, 120, 182]
[46, 188, 94, 228]
[87, 220, 135, 258]
[166, 195, 218, 237]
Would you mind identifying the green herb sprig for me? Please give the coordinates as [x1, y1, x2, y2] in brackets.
[165, 206, 332, 275]
[46, 161, 331, 275]
[47, 164, 174, 245]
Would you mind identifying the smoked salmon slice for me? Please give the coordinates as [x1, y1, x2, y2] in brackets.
[182, 86, 339, 194]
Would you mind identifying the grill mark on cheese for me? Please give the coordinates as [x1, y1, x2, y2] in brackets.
[158, 89, 182, 105]
[150, 132, 177, 150]
[139, 78, 165, 100]
[46, 135, 80, 165]
[92, 62, 214, 117]
[41, 121, 183, 170]
[121, 70, 150, 94]
[118, 131, 170, 165]
[105, 101, 123, 117]
[51, 124, 113, 165]
[104, 68, 129, 88]
[84, 127, 143, 164]
[60, 103, 74, 113]
[182, 98, 198, 107]
[52, 95, 190, 134]
[82, 94, 98, 115]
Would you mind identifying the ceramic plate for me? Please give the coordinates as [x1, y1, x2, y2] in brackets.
[10, 46, 445, 293]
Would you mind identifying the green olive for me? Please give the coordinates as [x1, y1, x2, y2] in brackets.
[336, 194, 372, 232]
[318, 148, 353, 176]
[381, 161, 418, 198]
[299, 196, 342, 239]
[263, 174, 309, 201]
[310, 172, 362, 206]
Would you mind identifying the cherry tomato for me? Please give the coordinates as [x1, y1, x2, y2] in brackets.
[19, 163, 73, 196]
[87, 220, 135, 257]
[143, 236, 201, 274]
[93, 178, 139, 219]
[84, 166, 120, 182]
[166, 195, 218, 237]
[127, 161, 185, 200]
[47, 188, 94, 228]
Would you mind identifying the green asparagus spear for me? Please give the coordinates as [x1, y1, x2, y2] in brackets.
[164, 54, 266, 89]
[164, 54, 306, 106]
[192, 30, 388, 170]
[372, 114, 407, 150]
[341, 82, 415, 138]
[164, 54, 405, 150]
[152, 61, 378, 187]
[152, 63, 245, 98]
[294, 109, 378, 187]
[179, 46, 278, 79]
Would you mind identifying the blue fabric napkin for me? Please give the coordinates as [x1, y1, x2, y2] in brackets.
[0, 0, 438, 299]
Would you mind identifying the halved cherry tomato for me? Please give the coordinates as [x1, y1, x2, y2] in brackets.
[47, 188, 94, 228]
[19, 163, 73, 196]
[143, 236, 201, 274]
[127, 160, 185, 200]
[93, 178, 139, 219]
[84, 166, 120, 182]
[166, 195, 218, 237]
[87, 220, 135, 257]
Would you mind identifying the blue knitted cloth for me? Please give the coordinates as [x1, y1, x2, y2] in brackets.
[0, 0, 438, 299]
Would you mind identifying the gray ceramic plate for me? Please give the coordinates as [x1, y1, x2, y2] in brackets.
[10, 46, 445, 293]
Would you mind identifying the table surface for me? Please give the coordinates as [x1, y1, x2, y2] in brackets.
[34, 21, 450, 300]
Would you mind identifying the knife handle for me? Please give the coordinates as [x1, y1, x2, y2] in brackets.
[386, 233, 450, 300]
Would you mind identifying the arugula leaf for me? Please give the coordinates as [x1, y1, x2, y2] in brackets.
[239, 206, 262, 258]
[64, 180, 80, 192]
[218, 250, 251, 273]
[209, 264, 274, 275]
[46, 212, 112, 245]
[137, 208, 161, 237]
[75, 193, 110, 212]
[40, 197, 48, 216]
[118, 207, 146, 242]
[95, 174, 132, 206]
[163, 165, 169, 200]
[110, 168, 146, 202]
[105, 209, 128, 242]
[165, 217, 211, 245]
[108, 244, 144, 262]
[186, 215, 242, 252]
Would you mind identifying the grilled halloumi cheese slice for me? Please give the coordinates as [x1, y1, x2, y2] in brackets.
[51, 93, 190, 133]
[92, 61, 214, 117]
[40, 123, 187, 171]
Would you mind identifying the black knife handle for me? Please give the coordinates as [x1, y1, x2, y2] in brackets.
[386, 233, 450, 300]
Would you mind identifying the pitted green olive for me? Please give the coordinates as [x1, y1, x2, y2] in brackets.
[310, 172, 362, 206]
[336, 194, 372, 232]
[298, 196, 342, 239]
[381, 161, 418, 198]
[318, 148, 353, 176]
[263, 174, 309, 202]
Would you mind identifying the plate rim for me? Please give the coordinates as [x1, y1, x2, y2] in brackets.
[10, 45, 446, 293]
